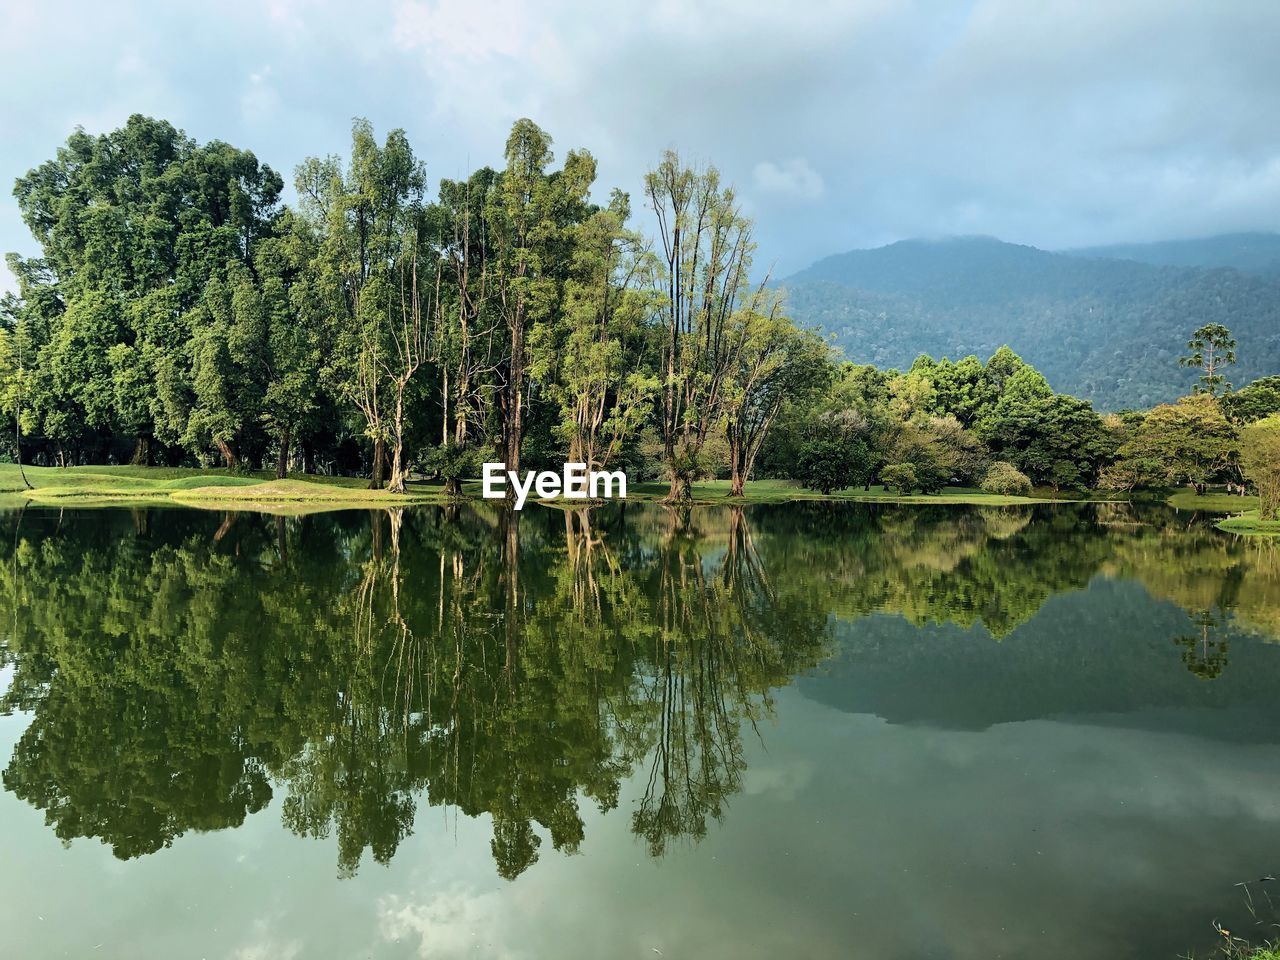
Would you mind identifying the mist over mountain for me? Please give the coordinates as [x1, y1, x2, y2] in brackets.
[1065, 233, 1280, 276]
[781, 234, 1280, 410]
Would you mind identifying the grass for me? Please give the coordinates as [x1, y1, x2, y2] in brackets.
[0, 464, 1057, 513]
[0, 463, 451, 511]
[1161, 489, 1279, 536]
[1216, 511, 1280, 535]
[1169, 490, 1261, 513]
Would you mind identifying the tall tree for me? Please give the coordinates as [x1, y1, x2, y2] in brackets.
[297, 119, 426, 488]
[9, 115, 282, 464]
[536, 191, 657, 468]
[486, 119, 595, 475]
[1179, 323, 1237, 397]
[429, 169, 503, 482]
[645, 152, 754, 501]
[723, 293, 831, 497]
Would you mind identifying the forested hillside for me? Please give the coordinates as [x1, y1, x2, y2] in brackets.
[782, 236, 1280, 410]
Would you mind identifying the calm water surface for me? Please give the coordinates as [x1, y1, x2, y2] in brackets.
[1, 501, 1279, 959]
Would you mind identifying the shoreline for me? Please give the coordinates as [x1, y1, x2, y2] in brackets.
[0, 463, 1069, 512]
[1, 464, 1268, 522]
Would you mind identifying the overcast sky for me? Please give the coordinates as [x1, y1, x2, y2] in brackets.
[2, 0, 1278, 292]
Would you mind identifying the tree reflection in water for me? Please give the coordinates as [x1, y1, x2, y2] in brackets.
[0, 501, 1275, 878]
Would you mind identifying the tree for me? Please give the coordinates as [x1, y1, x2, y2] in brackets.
[297, 119, 426, 488]
[793, 411, 873, 495]
[982, 392, 1112, 489]
[254, 215, 326, 478]
[487, 119, 594, 477]
[1223, 376, 1280, 424]
[1179, 323, 1237, 397]
[10, 115, 283, 464]
[723, 295, 831, 497]
[427, 168, 503, 491]
[1116, 394, 1237, 495]
[646, 152, 754, 501]
[880, 463, 917, 494]
[981, 461, 1032, 497]
[0, 299, 34, 487]
[1239, 415, 1280, 519]
[535, 190, 657, 470]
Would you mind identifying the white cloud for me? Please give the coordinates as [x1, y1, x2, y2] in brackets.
[2, 0, 1280, 280]
[242, 67, 282, 124]
[378, 886, 531, 960]
[753, 158, 825, 201]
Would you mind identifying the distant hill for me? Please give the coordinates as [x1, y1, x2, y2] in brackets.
[1065, 232, 1280, 276]
[781, 235, 1280, 410]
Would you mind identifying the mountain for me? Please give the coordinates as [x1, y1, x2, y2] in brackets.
[780, 235, 1280, 410]
[1065, 232, 1280, 276]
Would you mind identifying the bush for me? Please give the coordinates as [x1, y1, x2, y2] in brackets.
[880, 462, 917, 494]
[981, 461, 1033, 497]
[793, 412, 873, 494]
[424, 442, 487, 496]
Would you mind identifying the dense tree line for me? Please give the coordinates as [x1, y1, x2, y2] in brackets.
[763, 325, 1280, 517]
[2, 115, 1278, 509]
[0, 115, 824, 500]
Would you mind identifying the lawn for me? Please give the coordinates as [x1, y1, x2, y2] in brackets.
[0, 463, 451, 510]
[1162, 489, 1278, 534]
[0, 464, 1057, 512]
[1216, 511, 1280, 535]
[1168, 490, 1260, 513]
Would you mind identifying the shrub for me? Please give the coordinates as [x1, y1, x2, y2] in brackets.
[1240, 415, 1280, 520]
[880, 462, 917, 494]
[794, 412, 874, 494]
[981, 461, 1033, 497]
[424, 442, 486, 496]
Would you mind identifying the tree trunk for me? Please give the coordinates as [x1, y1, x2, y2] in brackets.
[445, 476, 462, 498]
[215, 438, 238, 470]
[388, 389, 408, 494]
[728, 433, 746, 497]
[664, 473, 691, 503]
[302, 439, 315, 475]
[368, 438, 387, 489]
[506, 319, 524, 474]
[388, 449, 407, 493]
[275, 427, 291, 480]
[130, 436, 151, 467]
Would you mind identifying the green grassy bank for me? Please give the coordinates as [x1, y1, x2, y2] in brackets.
[0, 463, 1059, 512]
[1166, 490, 1278, 535]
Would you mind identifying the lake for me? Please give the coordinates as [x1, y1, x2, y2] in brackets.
[1, 501, 1278, 959]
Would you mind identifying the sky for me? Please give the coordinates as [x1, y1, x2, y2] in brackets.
[1, 0, 1278, 293]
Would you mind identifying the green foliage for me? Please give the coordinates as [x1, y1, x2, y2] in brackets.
[1224, 376, 1280, 424]
[793, 411, 873, 494]
[880, 462, 917, 493]
[3, 116, 1276, 507]
[1239, 415, 1280, 520]
[982, 392, 1113, 490]
[1109, 394, 1238, 495]
[1179, 322, 1237, 396]
[981, 461, 1033, 497]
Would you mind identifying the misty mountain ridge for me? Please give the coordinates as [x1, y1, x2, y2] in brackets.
[781, 233, 1280, 410]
